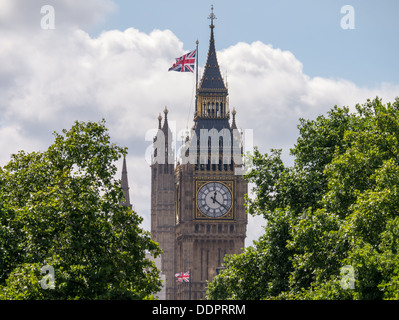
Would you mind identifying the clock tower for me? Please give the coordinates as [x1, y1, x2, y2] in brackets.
[151, 7, 247, 300]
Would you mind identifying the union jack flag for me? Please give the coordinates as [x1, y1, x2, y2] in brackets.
[168, 49, 197, 73]
[175, 271, 190, 282]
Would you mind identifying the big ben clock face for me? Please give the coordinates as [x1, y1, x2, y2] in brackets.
[197, 182, 232, 218]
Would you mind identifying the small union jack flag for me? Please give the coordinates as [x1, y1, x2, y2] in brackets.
[175, 271, 190, 282]
[168, 49, 197, 73]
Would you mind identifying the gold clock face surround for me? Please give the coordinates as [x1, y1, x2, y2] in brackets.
[197, 182, 232, 218]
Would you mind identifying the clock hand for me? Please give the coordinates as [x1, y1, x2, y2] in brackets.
[212, 196, 228, 209]
[212, 192, 217, 203]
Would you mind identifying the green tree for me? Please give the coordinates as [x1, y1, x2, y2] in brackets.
[206, 97, 399, 300]
[0, 120, 161, 299]
[206, 208, 293, 300]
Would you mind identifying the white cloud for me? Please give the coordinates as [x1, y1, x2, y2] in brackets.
[0, 26, 191, 157]
[0, 125, 43, 162]
[218, 41, 399, 163]
[0, 0, 116, 32]
[1, 2, 399, 247]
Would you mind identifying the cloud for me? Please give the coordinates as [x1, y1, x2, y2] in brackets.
[217, 41, 399, 163]
[1, 2, 399, 246]
[0, 26, 191, 160]
[0, 0, 116, 32]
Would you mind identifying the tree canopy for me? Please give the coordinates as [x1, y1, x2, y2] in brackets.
[206, 97, 399, 300]
[0, 120, 161, 299]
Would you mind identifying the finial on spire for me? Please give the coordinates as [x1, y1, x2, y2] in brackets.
[232, 108, 237, 129]
[208, 5, 216, 28]
[164, 106, 169, 121]
[158, 113, 162, 129]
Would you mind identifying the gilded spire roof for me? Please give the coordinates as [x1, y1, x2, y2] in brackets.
[184, 6, 243, 172]
[198, 6, 227, 93]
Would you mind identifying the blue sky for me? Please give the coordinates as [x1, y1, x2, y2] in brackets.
[91, 0, 399, 87]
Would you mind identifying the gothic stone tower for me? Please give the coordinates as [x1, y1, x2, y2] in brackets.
[151, 107, 177, 300]
[151, 7, 247, 300]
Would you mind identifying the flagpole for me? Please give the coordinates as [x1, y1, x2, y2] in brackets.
[196, 40, 199, 90]
[189, 269, 192, 300]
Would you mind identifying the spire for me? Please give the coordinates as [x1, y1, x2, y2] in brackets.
[187, 6, 241, 173]
[198, 5, 227, 93]
[162, 106, 171, 135]
[194, 5, 229, 120]
[120, 155, 132, 209]
[163, 106, 169, 122]
[231, 108, 237, 129]
[158, 113, 162, 129]
[159, 106, 174, 165]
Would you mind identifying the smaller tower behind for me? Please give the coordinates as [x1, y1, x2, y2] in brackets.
[151, 107, 177, 300]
